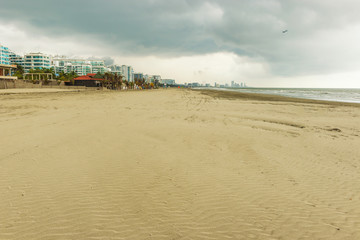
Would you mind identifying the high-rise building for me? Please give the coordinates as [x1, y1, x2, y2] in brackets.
[127, 66, 134, 82]
[108, 65, 122, 75]
[119, 65, 134, 82]
[0, 44, 10, 65]
[24, 52, 51, 72]
[120, 65, 128, 81]
[91, 60, 106, 74]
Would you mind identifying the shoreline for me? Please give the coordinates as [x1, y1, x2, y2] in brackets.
[194, 88, 360, 107]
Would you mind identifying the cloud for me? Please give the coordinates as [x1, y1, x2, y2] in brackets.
[1, 0, 360, 86]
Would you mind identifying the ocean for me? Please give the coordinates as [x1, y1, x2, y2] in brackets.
[211, 88, 360, 104]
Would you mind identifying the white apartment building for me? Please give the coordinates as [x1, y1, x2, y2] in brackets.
[118, 65, 134, 82]
[128, 66, 134, 82]
[24, 53, 51, 72]
[0, 44, 10, 65]
[108, 65, 122, 75]
[52, 58, 105, 75]
[9, 52, 24, 68]
[120, 65, 128, 81]
[91, 60, 106, 75]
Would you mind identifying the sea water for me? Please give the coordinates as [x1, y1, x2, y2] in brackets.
[212, 88, 360, 104]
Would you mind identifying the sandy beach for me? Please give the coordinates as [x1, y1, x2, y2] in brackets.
[1, 88, 359, 240]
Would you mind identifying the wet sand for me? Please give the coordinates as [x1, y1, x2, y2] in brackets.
[1, 88, 359, 239]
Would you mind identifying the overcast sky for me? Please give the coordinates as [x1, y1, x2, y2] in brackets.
[1, 0, 360, 87]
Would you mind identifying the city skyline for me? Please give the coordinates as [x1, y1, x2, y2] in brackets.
[4, 45, 248, 88]
[1, 1, 360, 87]
[1, 43, 173, 85]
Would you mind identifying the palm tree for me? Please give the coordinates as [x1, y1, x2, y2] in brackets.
[56, 71, 78, 85]
[113, 73, 123, 90]
[14, 65, 24, 79]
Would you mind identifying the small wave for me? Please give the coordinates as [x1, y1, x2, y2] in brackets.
[225, 88, 360, 103]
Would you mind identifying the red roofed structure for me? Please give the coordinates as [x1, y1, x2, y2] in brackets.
[66, 73, 104, 87]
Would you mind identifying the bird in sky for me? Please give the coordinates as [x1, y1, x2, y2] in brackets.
[282, 30, 288, 33]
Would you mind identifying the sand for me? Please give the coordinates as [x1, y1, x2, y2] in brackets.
[0, 88, 359, 239]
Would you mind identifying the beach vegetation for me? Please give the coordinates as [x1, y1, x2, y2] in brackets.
[58, 71, 78, 85]
[14, 65, 25, 79]
[93, 72, 125, 90]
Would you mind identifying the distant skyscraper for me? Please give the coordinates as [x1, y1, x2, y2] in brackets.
[120, 65, 128, 81]
[119, 65, 134, 82]
[127, 66, 134, 82]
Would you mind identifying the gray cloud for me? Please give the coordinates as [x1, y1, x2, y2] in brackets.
[1, 0, 360, 76]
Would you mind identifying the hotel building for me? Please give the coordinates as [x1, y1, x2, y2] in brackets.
[0, 44, 10, 65]
[9, 52, 25, 68]
[91, 60, 106, 75]
[24, 52, 51, 72]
